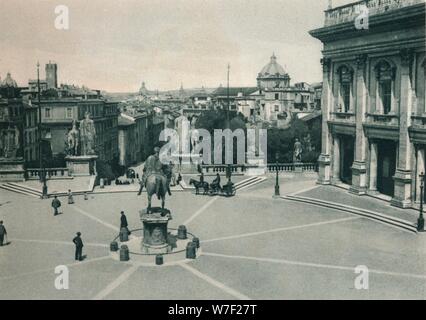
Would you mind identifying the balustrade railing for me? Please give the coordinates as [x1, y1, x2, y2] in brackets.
[324, 0, 424, 27]
[26, 168, 69, 180]
[201, 163, 318, 174]
[267, 163, 318, 173]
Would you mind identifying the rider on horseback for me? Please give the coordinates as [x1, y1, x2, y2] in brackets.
[138, 147, 166, 197]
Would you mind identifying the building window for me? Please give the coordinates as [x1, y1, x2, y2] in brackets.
[338, 66, 353, 113]
[341, 83, 351, 112]
[375, 61, 395, 115]
[66, 107, 73, 118]
[274, 105, 279, 112]
[380, 81, 392, 114]
[45, 108, 51, 118]
[275, 93, 279, 100]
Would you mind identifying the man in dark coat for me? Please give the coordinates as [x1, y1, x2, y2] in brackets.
[72, 232, 84, 261]
[120, 211, 131, 235]
[51, 196, 61, 216]
[0, 221, 7, 246]
[211, 173, 221, 192]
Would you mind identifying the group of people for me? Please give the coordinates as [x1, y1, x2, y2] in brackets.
[51, 189, 87, 216]
[199, 172, 234, 193]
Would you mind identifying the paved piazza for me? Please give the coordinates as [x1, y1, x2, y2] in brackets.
[0, 176, 425, 300]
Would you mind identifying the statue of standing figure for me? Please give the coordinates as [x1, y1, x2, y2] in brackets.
[293, 138, 303, 163]
[66, 120, 80, 156]
[79, 112, 96, 155]
[0, 126, 20, 158]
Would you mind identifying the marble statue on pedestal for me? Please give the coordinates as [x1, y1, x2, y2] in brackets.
[293, 138, 303, 163]
[79, 112, 96, 155]
[66, 121, 80, 156]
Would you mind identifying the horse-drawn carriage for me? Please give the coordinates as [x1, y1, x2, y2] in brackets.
[189, 178, 236, 197]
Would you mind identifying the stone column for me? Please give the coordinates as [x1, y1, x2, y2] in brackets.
[369, 142, 378, 193]
[416, 148, 425, 203]
[332, 136, 341, 184]
[317, 58, 333, 185]
[392, 49, 414, 208]
[350, 54, 368, 195]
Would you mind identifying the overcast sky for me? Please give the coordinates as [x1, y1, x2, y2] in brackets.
[0, 0, 354, 92]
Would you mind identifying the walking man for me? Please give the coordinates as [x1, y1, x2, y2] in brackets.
[72, 232, 84, 261]
[51, 196, 61, 216]
[0, 221, 7, 246]
[67, 189, 74, 204]
[120, 211, 131, 235]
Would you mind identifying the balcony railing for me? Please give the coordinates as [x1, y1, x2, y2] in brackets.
[366, 112, 399, 125]
[332, 111, 356, 122]
[411, 115, 426, 126]
[325, 0, 425, 27]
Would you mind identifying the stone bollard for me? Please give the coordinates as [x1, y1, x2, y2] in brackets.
[110, 241, 118, 252]
[177, 225, 187, 240]
[192, 237, 200, 249]
[119, 228, 129, 242]
[84, 192, 88, 200]
[186, 242, 196, 259]
[100, 178, 105, 189]
[156, 254, 164, 265]
[120, 245, 129, 261]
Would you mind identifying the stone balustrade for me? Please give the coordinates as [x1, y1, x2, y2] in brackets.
[332, 111, 356, 122]
[26, 167, 70, 180]
[267, 163, 318, 173]
[325, 0, 425, 27]
[366, 112, 399, 125]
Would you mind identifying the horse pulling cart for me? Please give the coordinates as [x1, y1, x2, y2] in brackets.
[189, 178, 236, 197]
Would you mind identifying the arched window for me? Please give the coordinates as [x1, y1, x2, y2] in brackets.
[338, 66, 353, 113]
[375, 61, 396, 115]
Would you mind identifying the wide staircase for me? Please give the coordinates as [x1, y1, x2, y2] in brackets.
[0, 182, 42, 198]
[282, 194, 418, 233]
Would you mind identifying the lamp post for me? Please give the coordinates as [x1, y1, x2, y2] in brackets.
[418, 172, 425, 232]
[37, 62, 48, 199]
[274, 153, 280, 197]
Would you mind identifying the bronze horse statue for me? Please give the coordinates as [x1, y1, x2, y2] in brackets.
[139, 174, 168, 213]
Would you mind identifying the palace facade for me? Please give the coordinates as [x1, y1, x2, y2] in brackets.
[310, 0, 426, 208]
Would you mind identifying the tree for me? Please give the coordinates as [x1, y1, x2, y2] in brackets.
[267, 117, 321, 164]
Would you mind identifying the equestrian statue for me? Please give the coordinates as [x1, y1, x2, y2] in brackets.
[138, 147, 172, 213]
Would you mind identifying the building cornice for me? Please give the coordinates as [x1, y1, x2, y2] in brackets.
[310, 3, 425, 43]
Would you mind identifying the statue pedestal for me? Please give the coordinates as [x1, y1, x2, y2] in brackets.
[174, 154, 198, 174]
[65, 155, 98, 177]
[294, 162, 303, 173]
[140, 208, 172, 254]
[246, 153, 267, 176]
[0, 158, 25, 182]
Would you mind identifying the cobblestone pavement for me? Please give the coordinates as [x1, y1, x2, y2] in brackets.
[0, 175, 425, 300]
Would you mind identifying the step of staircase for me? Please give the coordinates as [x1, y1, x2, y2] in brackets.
[0, 183, 41, 198]
[283, 194, 417, 233]
[235, 176, 266, 191]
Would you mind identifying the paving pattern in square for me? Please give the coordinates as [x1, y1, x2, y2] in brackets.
[0, 176, 425, 300]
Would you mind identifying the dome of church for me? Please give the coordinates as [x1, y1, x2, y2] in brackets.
[1, 72, 18, 87]
[258, 54, 287, 77]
